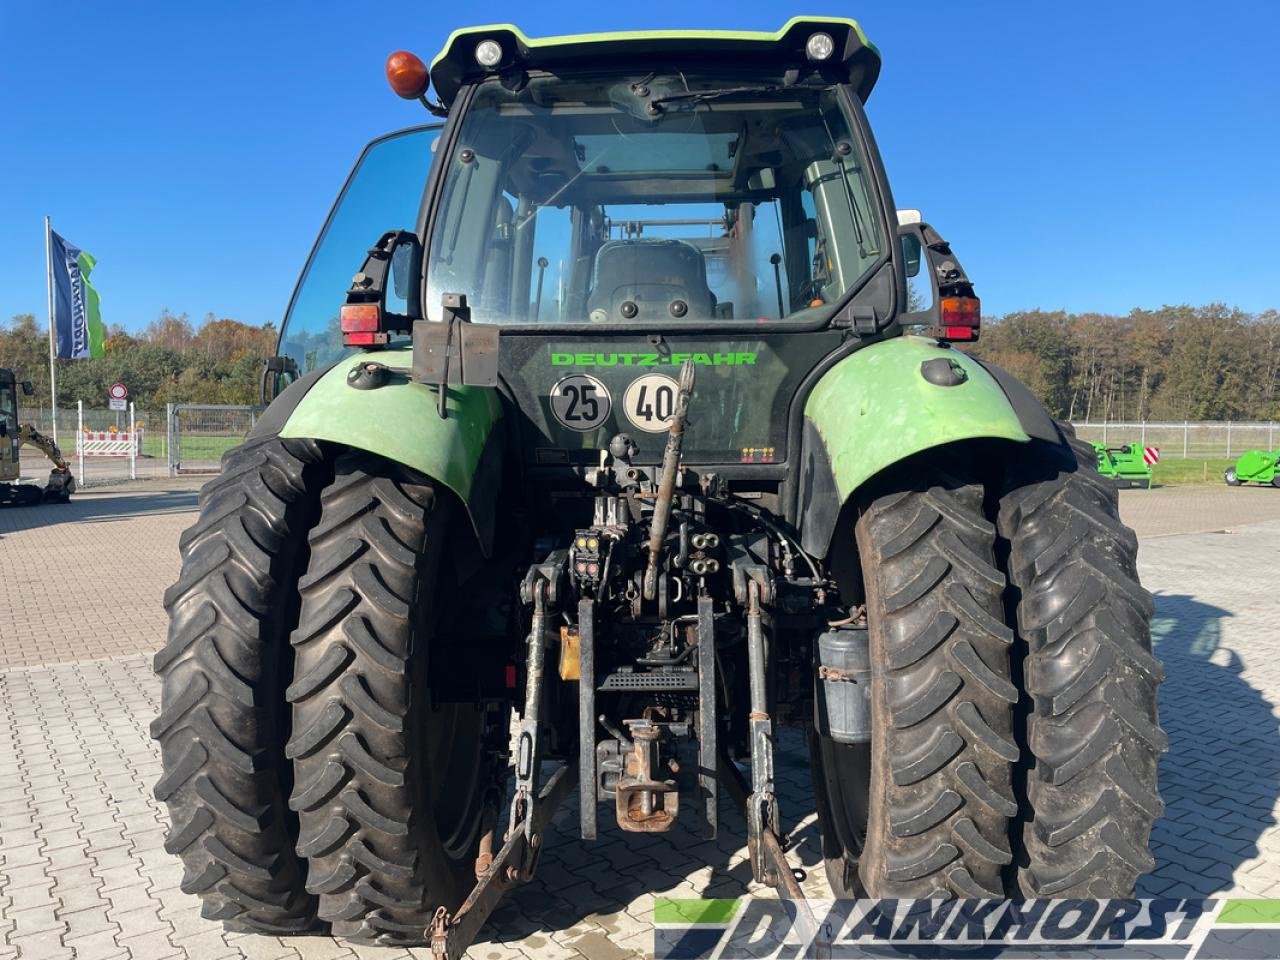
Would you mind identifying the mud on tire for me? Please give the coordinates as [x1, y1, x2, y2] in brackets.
[152, 437, 329, 932]
[999, 427, 1166, 897]
[287, 450, 487, 944]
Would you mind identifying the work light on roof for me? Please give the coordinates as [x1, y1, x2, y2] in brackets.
[805, 31, 835, 61]
[475, 39, 503, 69]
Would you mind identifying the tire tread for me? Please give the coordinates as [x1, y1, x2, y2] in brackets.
[152, 436, 326, 932]
[999, 429, 1164, 896]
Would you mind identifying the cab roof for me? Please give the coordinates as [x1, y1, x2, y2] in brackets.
[428, 17, 880, 108]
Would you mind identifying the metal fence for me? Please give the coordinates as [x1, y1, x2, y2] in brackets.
[168, 403, 260, 475]
[15, 402, 260, 487]
[1071, 421, 1278, 459]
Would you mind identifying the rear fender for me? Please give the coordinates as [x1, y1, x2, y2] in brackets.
[276, 351, 503, 555]
[798, 336, 1039, 556]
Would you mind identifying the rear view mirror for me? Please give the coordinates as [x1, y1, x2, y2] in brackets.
[20, 381, 33, 396]
[900, 232, 922, 278]
[391, 240, 415, 301]
[260, 355, 300, 405]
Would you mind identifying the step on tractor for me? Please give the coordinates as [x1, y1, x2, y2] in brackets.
[1092, 441, 1157, 488]
[1225, 449, 1280, 486]
[152, 19, 1165, 955]
[0, 368, 75, 506]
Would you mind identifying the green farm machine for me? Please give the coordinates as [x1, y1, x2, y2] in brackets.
[152, 20, 1164, 954]
[1225, 449, 1280, 486]
[1092, 441, 1157, 488]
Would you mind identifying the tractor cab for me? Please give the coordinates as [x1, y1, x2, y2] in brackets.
[273, 19, 984, 494]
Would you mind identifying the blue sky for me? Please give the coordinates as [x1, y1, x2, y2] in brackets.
[1, 1, 1277, 332]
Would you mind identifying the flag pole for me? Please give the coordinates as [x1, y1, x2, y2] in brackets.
[44, 215, 59, 447]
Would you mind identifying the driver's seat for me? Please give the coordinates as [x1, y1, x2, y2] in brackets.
[586, 239, 715, 322]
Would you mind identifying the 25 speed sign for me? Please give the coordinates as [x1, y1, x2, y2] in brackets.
[549, 374, 611, 432]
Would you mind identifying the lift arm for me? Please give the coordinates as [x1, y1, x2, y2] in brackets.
[19, 424, 70, 471]
[1, 423, 77, 503]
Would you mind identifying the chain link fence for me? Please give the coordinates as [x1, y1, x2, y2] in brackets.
[1071, 422, 1278, 459]
[167, 404, 259, 475]
[15, 402, 260, 487]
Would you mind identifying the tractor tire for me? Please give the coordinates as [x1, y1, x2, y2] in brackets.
[1271, 475, 1280, 489]
[814, 453, 1017, 898]
[998, 428, 1165, 897]
[287, 451, 488, 944]
[151, 436, 329, 933]
[1225, 467, 1241, 486]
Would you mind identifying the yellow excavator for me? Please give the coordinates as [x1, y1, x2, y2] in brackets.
[1, 367, 75, 506]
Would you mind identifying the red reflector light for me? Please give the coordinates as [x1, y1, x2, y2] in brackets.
[504, 665, 517, 688]
[343, 331, 381, 346]
[386, 50, 430, 100]
[940, 296, 980, 325]
[936, 296, 980, 342]
[340, 303, 381, 333]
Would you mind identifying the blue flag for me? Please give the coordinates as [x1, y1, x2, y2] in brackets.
[50, 230, 104, 359]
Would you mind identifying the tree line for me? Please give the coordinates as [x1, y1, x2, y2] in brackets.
[3, 303, 1278, 421]
[968, 304, 1279, 422]
[1, 311, 277, 410]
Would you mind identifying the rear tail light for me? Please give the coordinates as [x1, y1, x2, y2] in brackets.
[341, 304, 389, 347]
[937, 296, 980, 342]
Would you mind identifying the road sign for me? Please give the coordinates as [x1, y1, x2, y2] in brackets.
[109, 383, 128, 400]
[109, 398, 127, 411]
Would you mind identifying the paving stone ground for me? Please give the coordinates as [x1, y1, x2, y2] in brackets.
[1, 481, 1278, 959]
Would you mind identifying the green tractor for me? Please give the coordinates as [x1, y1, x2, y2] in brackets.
[152, 20, 1163, 953]
[1225, 449, 1280, 486]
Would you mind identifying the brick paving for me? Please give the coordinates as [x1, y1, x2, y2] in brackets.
[0, 482, 1277, 958]
[0, 481, 202, 670]
[1118, 483, 1280, 539]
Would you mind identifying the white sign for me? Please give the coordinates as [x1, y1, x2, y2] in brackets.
[109, 398, 127, 411]
[108, 383, 128, 400]
[622, 374, 680, 433]
[549, 375, 611, 432]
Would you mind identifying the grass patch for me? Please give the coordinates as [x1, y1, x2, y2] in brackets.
[138, 433, 241, 462]
[1149, 457, 1235, 486]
